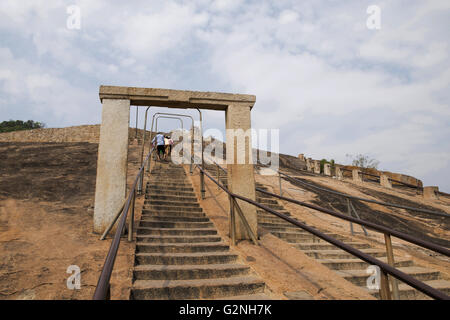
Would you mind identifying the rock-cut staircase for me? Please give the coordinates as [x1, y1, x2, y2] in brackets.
[202, 164, 450, 300]
[255, 182, 450, 300]
[130, 162, 270, 300]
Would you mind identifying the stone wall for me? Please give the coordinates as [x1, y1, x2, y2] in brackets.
[0, 125, 101, 143]
[0, 125, 156, 144]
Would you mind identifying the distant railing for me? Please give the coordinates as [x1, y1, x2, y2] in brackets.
[339, 167, 423, 190]
[277, 171, 449, 218]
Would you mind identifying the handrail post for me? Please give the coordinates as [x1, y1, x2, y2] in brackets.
[135, 106, 139, 140]
[379, 269, 392, 300]
[232, 197, 259, 245]
[200, 170, 205, 199]
[217, 165, 220, 190]
[229, 194, 236, 245]
[278, 171, 283, 196]
[346, 198, 354, 236]
[384, 233, 400, 300]
[349, 201, 369, 237]
[128, 191, 135, 242]
[100, 199, 127, 240]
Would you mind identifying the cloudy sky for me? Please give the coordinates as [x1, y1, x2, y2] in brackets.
[1, 0, 449, 191]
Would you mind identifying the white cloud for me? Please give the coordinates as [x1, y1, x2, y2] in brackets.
[0, 0, 449, 190]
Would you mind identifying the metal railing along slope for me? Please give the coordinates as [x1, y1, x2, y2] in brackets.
[277, 171, 449, 218]
[93, 147, 154, 300]
[199, 162, 450, 300]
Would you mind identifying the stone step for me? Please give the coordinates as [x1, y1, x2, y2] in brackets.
[145, 205, 203, 213]
[142, 210, 206, 218]
[147, 190, 196, 197]
[148, 182, 192, 188]
[263, 226, 308, 233]
[147, 185, 194, 192]
[136, 227, 217, 236]
[335, 266, 441, 287]
[148, 177, 189, 181]
[303, 248, 387, 260]
[257, 216, 295, 224]
[136, 235, 223, 243]
[256, 198, 279, 205]
[295, 242, 372, 250]
[147, 182, 191, 187]
[136, 242, 229, 253]
[148, 176, 188, 181]
[133, 264, 250, 280]
[131, 276, 265, 300]
[215, 293, 273, 300]
[318, 257, 414, 271]
[146, 195, 198, 202]
[135, 252, 238, 265]
[259, 221, 301, 229]
[367, 279, 450, 300]
[139, 220, 214, 229]
[140, 215, 210, 223]
[145, 200, 200, 207]
[258, 210, 291, 216]
[272, 231, 347, 242]
[255, 204, 285, 210]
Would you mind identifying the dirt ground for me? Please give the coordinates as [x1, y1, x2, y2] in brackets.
[0, 141, 146, 300]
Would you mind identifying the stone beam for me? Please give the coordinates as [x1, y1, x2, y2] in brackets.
[99, 85, 256, 111]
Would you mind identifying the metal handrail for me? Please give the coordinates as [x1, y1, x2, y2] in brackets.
[197, 164, 450, 300]
[255, 188, 450, 256]
[150, 112, 196, 173]
[155, 116, 183, 133]
[93, 147, 154, 300]
[278, 171, 449, 218]
[210, 161, 449, 253]
[216, 161, 449, 217]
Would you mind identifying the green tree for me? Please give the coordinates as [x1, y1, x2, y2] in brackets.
[0, 120, 46, 133]
[346, 153, 379, 170]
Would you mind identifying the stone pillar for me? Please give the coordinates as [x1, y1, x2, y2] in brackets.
[313, 160, 321, 174]
[298, 154, 305, 161]
[225, 104, 257, 241]
[324, 163, 331, 176]
[352, 169, 362, 182]
[336, 167, 344, 180]
[93, 99, 130, 234]
[423, 186, 439, 200]
[306, 158, 312, 172]
[380, 175, 392, 188]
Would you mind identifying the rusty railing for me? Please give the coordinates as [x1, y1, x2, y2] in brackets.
[200, 162, 449, 300]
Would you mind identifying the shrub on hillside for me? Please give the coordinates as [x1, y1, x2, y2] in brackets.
[0, 120, 46, 133]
